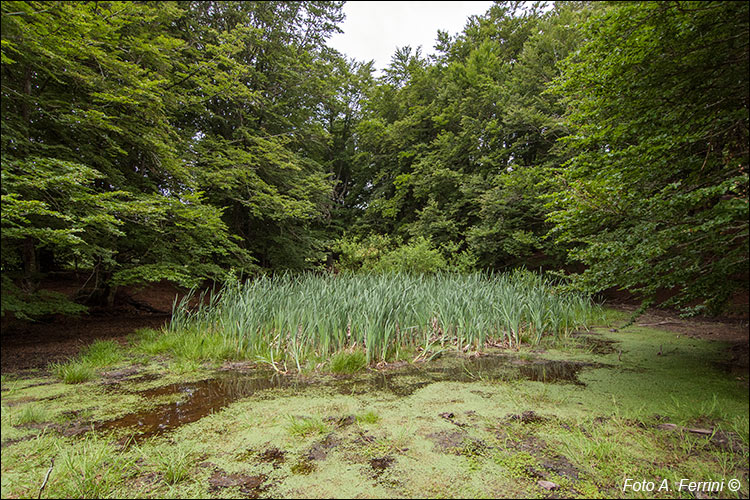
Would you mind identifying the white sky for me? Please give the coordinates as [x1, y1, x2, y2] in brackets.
[328, 1, 495, 72]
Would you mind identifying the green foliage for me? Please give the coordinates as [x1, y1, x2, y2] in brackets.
[3, 0, 744, 318]
[547, 1, 749, 313]
[345, 3, 593, 274]
[1, 275, 87, 320]
[334, 235, 453, 273]
[1, 1, 348, 317]
[371, 237, 447, 274]
[332, 234, 393, 272]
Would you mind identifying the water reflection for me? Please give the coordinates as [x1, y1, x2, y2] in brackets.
[96, 354, 602, 440]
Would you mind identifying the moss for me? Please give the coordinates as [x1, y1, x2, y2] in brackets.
[1, 320, 748, 499]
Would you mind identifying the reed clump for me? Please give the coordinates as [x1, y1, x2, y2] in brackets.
[167, 270, 603, 370]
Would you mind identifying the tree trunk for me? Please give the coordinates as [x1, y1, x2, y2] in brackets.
[22, 236, 37, 277]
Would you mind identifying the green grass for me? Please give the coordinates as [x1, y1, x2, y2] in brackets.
[78, 340, 123, 367]
[134, 328, 246, 362]
[148, 446, 194, 484]
[1, 322, 747, 499]
[50, 360, 96, 384]
[51, 435, 135, 498]
[12, 404, 51, 425]
[48, 340, 124, 384]
[355, 410, 380, 424]
[285, 415, 329, 438]
[329, 350, 368, 374]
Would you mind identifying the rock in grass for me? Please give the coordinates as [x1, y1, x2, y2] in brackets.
[538, 480, 558, 490]
[657, 423, 679, 431]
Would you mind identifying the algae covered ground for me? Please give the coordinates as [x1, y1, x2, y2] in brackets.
[1, 316, 748, 499]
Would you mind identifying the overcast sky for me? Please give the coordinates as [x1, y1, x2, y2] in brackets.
[328, 1, 494, 72]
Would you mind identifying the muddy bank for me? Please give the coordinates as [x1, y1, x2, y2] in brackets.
[0, 314, 169, 373]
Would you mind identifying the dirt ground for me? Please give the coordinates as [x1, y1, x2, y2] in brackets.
[0, 281, 183, 373]
[1, 282, 747, 374]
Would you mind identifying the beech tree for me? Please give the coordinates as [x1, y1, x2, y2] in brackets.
[547, 1, 749, 313]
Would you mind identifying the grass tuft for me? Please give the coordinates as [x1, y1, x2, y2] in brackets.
[52, 435, 134, 498]
[51, 360, 96, 384]
[286, 415, 329, 438]
[79, 340, 123, 367]
[329, 350, 368, 374]
[355, 410, 380, 425]
[13, 404, 51, 425]
[151, 447, 194, 484]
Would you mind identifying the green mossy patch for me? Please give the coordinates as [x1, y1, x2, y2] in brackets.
[1, 319, 748, 498]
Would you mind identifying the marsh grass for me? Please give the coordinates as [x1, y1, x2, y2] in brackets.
[356, 410, 380, 424]
[51, 360, 96, 384]
[169, 358, 202, 374]
[148, 446, 195, 484]
[49, 340, 124, 384]
[286, 415, 328, 438]
[166, 271, 603, 370]
[135, 328, 245, 362]
[329, 350, 368, 374]
[52, 435, 134, 498]
[79, 340, 123, 367]
[13, 404, 51, 425]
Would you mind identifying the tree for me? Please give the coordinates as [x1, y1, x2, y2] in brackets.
[1, 1, 249, 317]
[347, 1, 576, 269]
[171, 1, 349, 270]
[547, 1, 749, 313]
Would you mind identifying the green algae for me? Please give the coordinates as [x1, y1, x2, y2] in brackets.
[1, 321, 748, 498]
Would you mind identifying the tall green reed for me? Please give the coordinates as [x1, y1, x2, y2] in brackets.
[169, 270, 603, 369]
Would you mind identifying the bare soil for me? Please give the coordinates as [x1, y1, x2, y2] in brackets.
[610, 303, 749, 371]
[0, 280, 183, 373]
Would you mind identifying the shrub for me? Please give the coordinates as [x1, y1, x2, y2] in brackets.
[332, 234, 393, 272]
[371, 237, 447, 274]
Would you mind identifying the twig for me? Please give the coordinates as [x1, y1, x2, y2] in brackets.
[38, 458, 54, 499]
[636, 321, 680, 327]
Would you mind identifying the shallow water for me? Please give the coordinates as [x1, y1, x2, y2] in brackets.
[96, 354, 602, 440]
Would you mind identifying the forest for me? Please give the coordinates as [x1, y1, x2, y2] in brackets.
[2, 0, 747, 319]
[1, 2, 749, 499]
